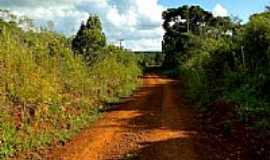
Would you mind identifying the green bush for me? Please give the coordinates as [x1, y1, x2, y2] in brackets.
[180, 68, 210, 106]
[223, 72, 270, 129]
[89, 46, 142, 103]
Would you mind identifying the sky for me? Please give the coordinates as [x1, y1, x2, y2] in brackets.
[0, 0, 269, 51]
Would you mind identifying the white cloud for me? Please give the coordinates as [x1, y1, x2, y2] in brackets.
[1, 0, 164, 51]
[213, 4, 228, 17]
[126, 38, 162, 51]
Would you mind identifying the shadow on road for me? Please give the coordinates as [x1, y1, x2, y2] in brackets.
[104, 75, 206, 160]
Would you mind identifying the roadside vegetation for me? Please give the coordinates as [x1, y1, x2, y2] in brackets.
[162, 5, 270, 131]
[162, 5, 270, 158]
[0, 10, 142, 159]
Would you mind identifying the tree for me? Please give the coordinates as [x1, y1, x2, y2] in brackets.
[162, 6, 214, 68]
[72, 15, 106, 64]
[162, 5, 236, 68]
[243, 12, 270, 72]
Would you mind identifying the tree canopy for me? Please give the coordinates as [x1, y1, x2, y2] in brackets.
[162, 5, 237, 68]
[72, 15, 106, 64]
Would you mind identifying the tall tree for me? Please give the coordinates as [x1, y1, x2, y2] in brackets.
[72, 15, 106, 64]
[162, 5, 214, 67]
[162, 5, 235, 68]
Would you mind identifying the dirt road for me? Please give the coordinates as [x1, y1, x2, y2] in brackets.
[52, 75, 205, 160]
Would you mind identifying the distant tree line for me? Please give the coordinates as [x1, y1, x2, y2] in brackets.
[134, 51, 164, 68]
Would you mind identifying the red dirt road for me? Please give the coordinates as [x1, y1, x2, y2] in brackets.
[52, 75, 205, 160]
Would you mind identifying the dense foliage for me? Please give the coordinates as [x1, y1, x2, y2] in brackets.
[162, 6, 270, 130]
[0, 11, 141, 159]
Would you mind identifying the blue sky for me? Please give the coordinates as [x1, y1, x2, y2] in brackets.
[159, 0, 270, 22]
[0, 0, 269, 51]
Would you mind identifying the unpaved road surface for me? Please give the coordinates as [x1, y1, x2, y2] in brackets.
[52, 75, 205, 160]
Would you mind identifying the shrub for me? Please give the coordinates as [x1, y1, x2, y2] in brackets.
[180, 68, 210, 106]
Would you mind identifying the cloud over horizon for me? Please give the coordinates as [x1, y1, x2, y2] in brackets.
[0, 0, 164, 51]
